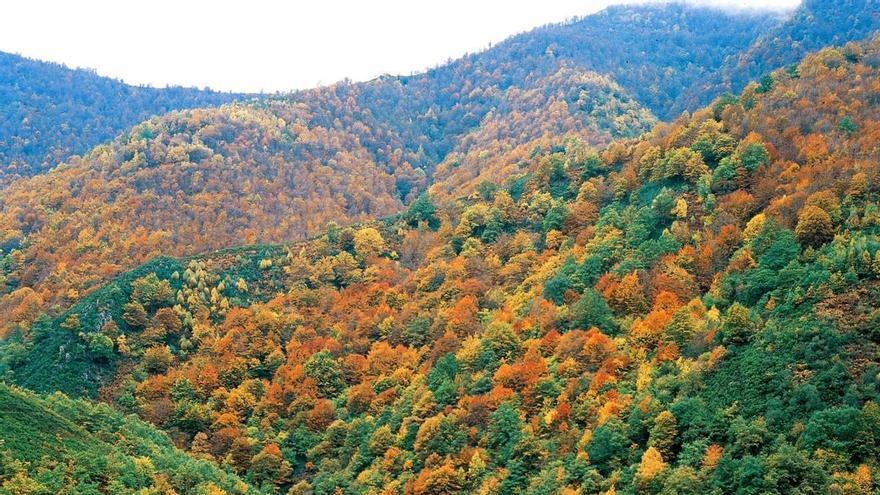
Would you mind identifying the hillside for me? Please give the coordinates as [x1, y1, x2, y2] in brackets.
[0, 68, 651, 337]
[0, 3, 772, 186]
[0, 51, 245, 181]
[2, 1, 877, 187]
[5, 38, 880, 494]
[5, 1, 880, 337]
[0, 382, 251, 493]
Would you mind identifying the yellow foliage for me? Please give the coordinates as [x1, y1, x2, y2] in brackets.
[636, 447, 666, 481]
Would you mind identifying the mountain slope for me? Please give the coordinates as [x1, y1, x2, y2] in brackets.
[0, 382, 251, 493]
[674, 0, 880, 114]
[0, 69, 651, 337]
[3, 1, 864, 334]
[6, 38, 880, 494]
[0, 51, 246, 181]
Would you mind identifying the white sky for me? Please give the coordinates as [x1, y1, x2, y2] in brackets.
[1, 0, 800, 93]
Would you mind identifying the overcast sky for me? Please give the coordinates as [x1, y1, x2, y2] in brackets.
[1, 0, 800, 93]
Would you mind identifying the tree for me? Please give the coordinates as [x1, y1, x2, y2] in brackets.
[122, 302, 149, 328]
[636, 447, 666, 483]
[304, 352, 345, 398]
[353, 227, 385, 261]
[711, 157, 739, 193]
[143, 345, 174, 373]
[248, 443, 291, 489]
[721, 303, 754, 345]
[739, 143, 769, 172]
[604, 272, 648, 315]
[413, 462, 465, 495]
[131, 273, 174, 309]
[483, 321, 521, 362]
[543, 203, 569, 233]
[488, 401, 523, 464]
[649, 411, 678, 460]
[795, 205, 834, 247]
[839, 116, 858, 137]
[571, 289, 615, 333]
[414, 414, 466, 459]
[406, 193, 440, 230]
[586, 418, 630, 475]
[499, 433, 545, 493]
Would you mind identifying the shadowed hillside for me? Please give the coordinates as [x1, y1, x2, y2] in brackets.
[0, 51, 246, 181]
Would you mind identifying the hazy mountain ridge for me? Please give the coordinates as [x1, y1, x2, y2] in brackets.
[673, 0, 880, 114]
[0, 51, 248, 181]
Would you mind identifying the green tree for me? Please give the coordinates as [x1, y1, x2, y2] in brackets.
[740, 143, 769, 172]
[571, 289, 615, 333]
[488, 401, 523, 464]
[839, 116, 858, 137]
[586, 418, 630, 475]
[304, 352, 345, 398]
[649, 411, 679, 460]
[131, 273, 174, 309]
[122, 302, 149, 328]
[406, 193, 440, 230]
[721, 303, 754, 345]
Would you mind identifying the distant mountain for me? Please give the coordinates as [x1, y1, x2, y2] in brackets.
[0, 51, 246, 180]
[0, 3, 777, 185]
[2, 1, 878, 187]
[674, 0, 880, 113]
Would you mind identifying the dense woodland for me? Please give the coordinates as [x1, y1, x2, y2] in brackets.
[3, 0, 873, 186]
[2, 34, 880, 493]
[3, 0, 878, 337]
[0, 52, 244, 181]
[0, 68, 651, 333]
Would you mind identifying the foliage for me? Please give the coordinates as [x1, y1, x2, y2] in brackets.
[0, 382, 251, 493]
[3, 14, 880, 495]
[0, 51, 244, 181]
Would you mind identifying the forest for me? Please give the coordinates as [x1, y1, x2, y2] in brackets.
[2, 31, 880, 493]
[1, 0, 880, 493]
[2, 0, 878, 337]
[0, 51, 244, 182]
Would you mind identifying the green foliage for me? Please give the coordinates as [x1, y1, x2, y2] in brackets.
[839, 115, 858, 137]
[488, 401, 523, 465]
[586, 418, 630, 475]
[0, 383, 249, 493]
[720, 303, 754, 346]
[304, 352, 345, 399]
[571, 288, 615, 333]
[405, 193, 440, 230]
[740, 143, 769, 172]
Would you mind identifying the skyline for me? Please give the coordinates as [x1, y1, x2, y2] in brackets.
[1, 0, 799, 93]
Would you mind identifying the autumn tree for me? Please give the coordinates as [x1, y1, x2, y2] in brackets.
[795, 205, 834, 247]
